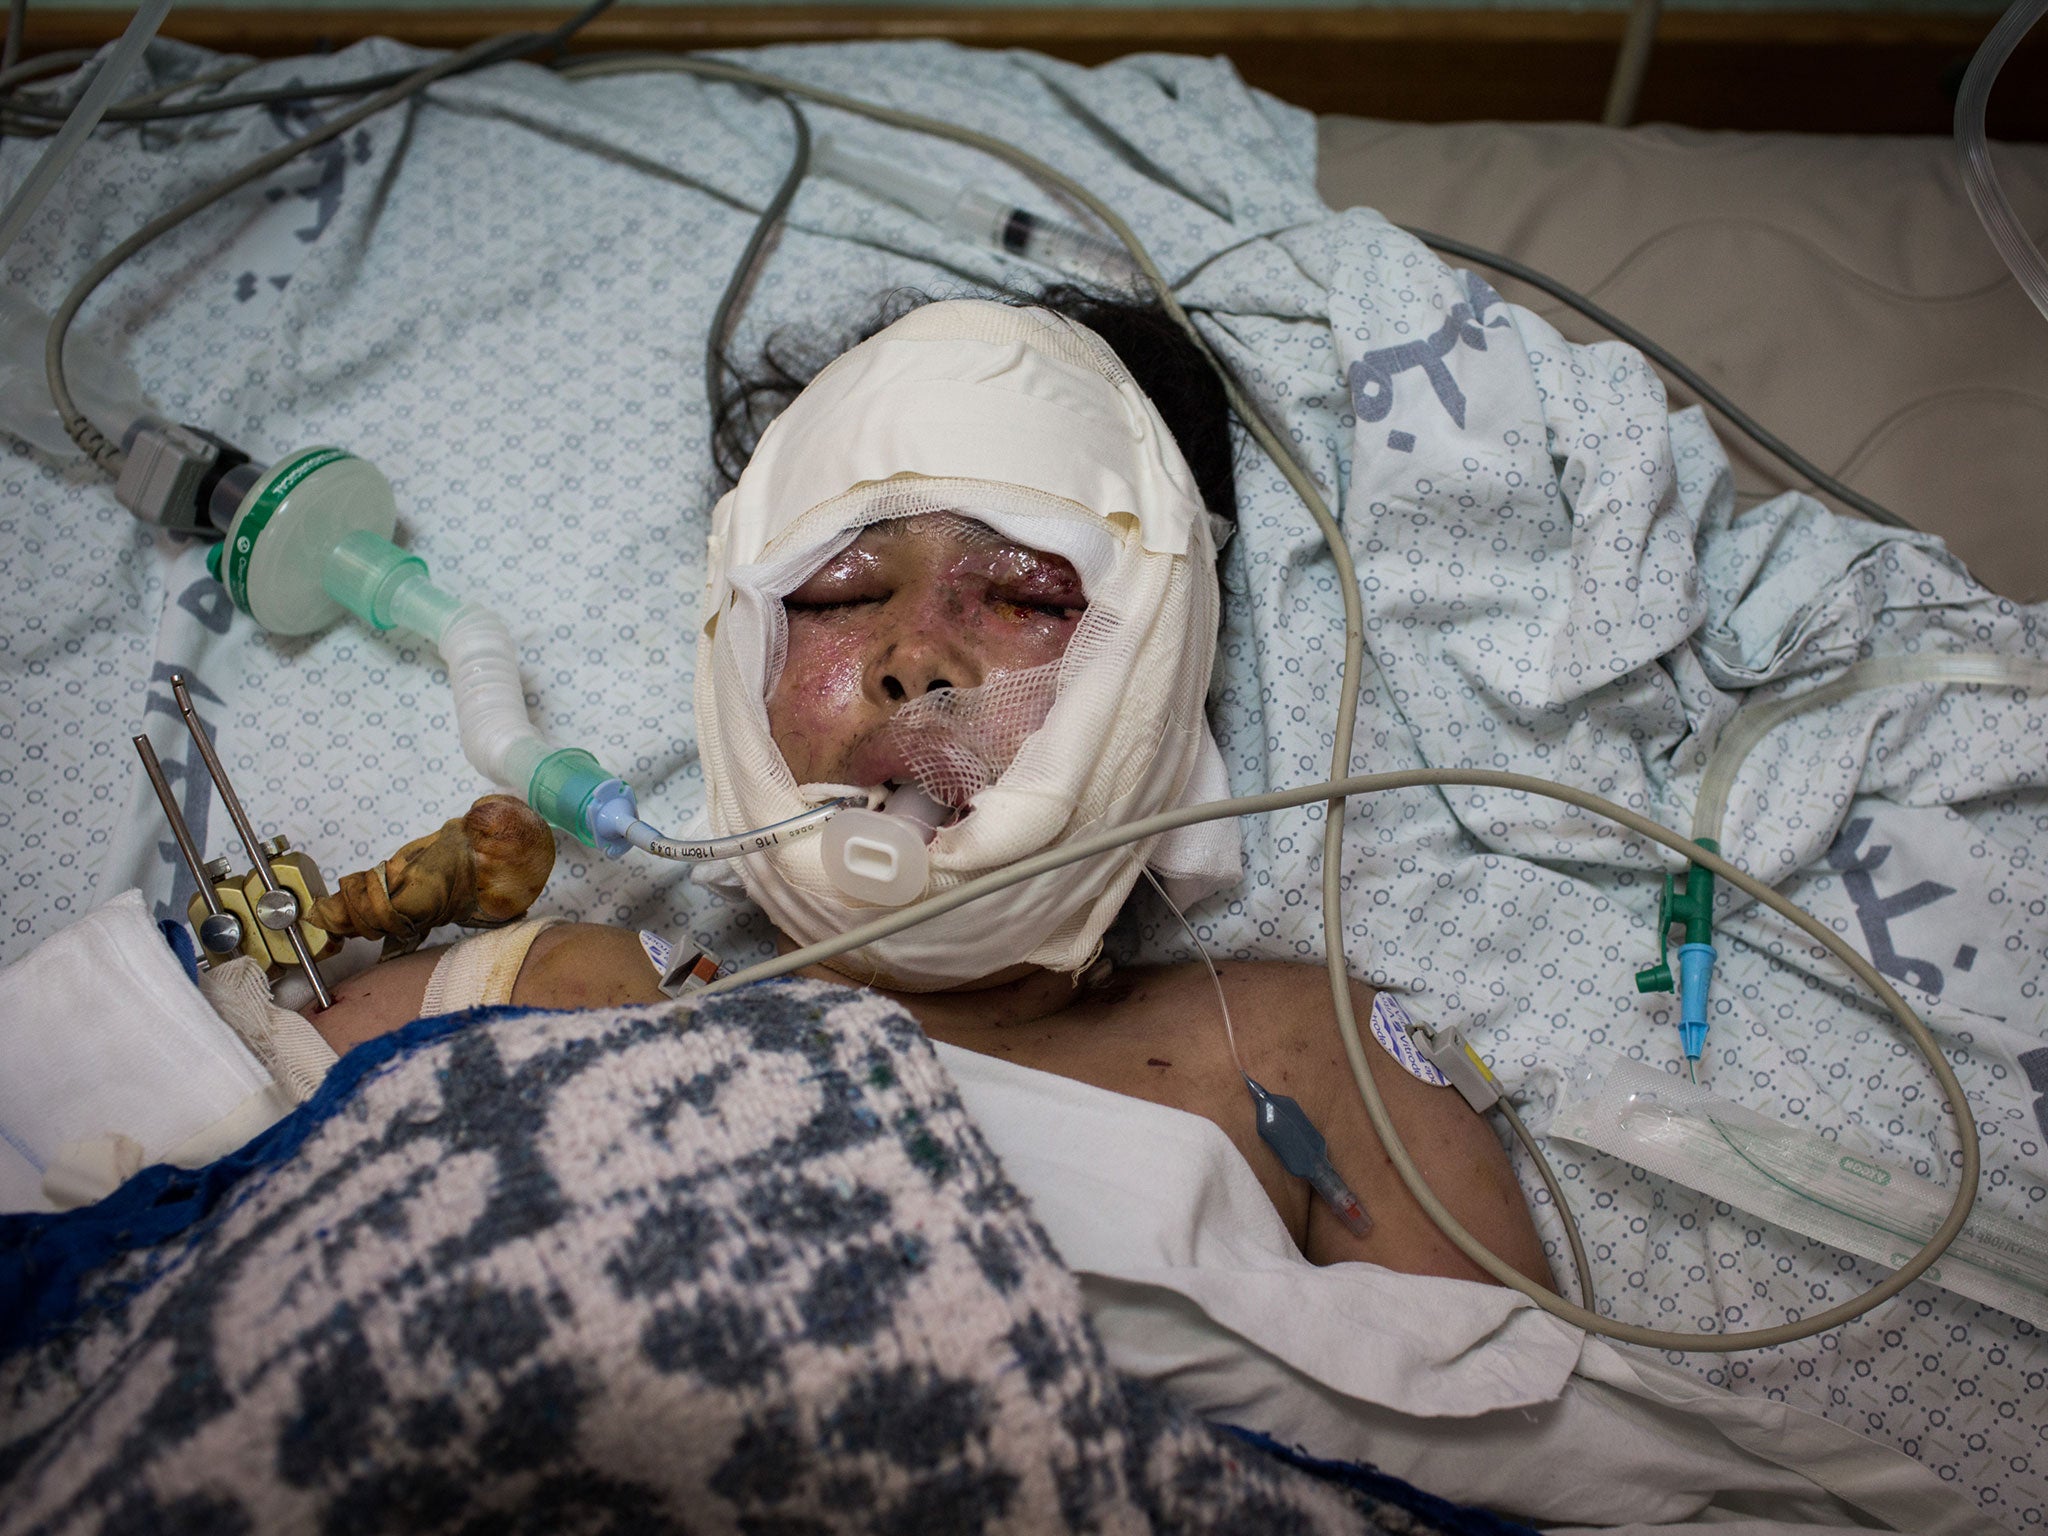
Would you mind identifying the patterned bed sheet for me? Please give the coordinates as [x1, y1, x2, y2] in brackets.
[0, 34, 2042, 1528]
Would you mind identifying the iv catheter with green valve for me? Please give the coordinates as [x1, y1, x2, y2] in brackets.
[15, 19, 2048, 1354]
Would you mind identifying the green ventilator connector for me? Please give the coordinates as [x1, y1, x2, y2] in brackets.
[1635, 837, 1719, 1079]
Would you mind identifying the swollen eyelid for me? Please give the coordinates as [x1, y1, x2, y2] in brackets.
[1000, 581, 1084, 610]
[788, 567, 880, 605]
[1001, 587, 1083, 610]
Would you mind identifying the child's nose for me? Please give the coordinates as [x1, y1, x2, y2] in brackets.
[873, 620, 980, 703]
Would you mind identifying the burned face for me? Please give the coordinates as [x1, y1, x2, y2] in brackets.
[765, 513, 1086, 797]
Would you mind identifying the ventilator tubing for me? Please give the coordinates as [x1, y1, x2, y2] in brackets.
[320, 527, 637, 853]
[207, 448, 636, 852]
[1550, 1047, 2048, 1330]
[211, 451, 836, 860]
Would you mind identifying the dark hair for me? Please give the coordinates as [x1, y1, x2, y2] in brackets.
[708, 285, 1239, 526]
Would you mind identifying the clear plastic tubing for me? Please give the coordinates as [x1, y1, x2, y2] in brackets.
[323, 528, 843, 859]
[432, 603, 552, 798]
[624, 800, 854, 863]
[321, 530, 548, 795]
[812, 135, 1135, 284]
[0, 0, 177, 264]
[1955, 0, 2048, 324]
[1692, 653, 2048, 847]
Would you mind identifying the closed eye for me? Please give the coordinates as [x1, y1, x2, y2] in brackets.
[996, 585, 1086, 619]
[785, 593, 884, 614]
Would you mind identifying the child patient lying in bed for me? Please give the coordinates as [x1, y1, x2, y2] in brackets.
[10, 288, 1980, 1531]
[309, 288, 1553, 1294]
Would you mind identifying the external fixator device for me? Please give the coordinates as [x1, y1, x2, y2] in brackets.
[134, 673, 338, 1010]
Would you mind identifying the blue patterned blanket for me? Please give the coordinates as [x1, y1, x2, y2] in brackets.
[0, 980, 1527, 1535]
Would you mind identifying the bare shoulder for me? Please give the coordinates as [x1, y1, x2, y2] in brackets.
[1188, 960, 1552, 1288]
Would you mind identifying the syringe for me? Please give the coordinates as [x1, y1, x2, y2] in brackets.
[814, 136, 1137, 286]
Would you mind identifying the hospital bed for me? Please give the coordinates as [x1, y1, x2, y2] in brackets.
[1, 22, 2045, 1533]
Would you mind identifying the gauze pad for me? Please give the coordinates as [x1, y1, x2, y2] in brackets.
[875, 650, 1064, 812]
[694, 299, 1239, 989]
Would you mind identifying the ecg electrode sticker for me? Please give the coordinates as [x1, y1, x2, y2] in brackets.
[639, 930, 675, 975]
[1367, 992, 1450, 1087]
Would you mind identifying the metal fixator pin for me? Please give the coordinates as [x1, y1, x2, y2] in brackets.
[168, 673, 333, 1010]
[133, 733, 243, 961]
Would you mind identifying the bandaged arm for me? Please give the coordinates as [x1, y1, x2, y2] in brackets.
[310, 924, 664, 1053]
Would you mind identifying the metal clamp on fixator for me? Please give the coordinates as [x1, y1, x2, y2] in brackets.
[133, 674, 339, 1010]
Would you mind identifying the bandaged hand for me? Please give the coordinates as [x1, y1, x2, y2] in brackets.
[309, 794, 555, 957]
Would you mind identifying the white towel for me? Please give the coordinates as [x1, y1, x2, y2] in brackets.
[0, 890, 284, 1212]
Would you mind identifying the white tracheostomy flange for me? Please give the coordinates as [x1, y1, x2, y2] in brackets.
[816, 651, 1061, 906]
[819, 781, 951, 907]
[693, 299, 1240, 990]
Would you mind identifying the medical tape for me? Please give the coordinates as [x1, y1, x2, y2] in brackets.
[1549, 1046, 2048, 1330]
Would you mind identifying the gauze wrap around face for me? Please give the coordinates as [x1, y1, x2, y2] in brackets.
[695, 299, 1240, 990]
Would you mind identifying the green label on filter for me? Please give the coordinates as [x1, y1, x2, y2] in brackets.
[222, 446, 352, 613]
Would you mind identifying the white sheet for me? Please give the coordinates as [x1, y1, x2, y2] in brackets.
[0, 890, 278, 1210]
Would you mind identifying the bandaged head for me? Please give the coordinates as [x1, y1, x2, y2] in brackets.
[694, 298, 1240, 990]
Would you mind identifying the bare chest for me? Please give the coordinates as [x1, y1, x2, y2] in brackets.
[921, 965, 1316, 1249]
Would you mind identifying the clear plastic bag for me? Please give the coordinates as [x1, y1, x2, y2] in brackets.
[1550, 1046, 2048, 1329]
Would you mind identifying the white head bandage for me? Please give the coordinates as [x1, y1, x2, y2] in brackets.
[695, 299, 1240, 990]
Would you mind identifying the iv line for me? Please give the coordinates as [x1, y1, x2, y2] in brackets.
[1142, 867, 1247, 1080]
[1143, 867, 1377, 1241]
